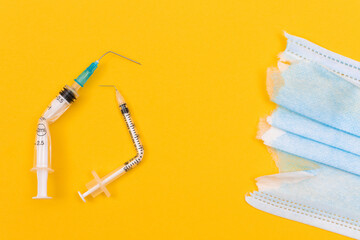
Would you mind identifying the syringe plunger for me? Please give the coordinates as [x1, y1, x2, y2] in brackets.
[33, 169, 51, 199]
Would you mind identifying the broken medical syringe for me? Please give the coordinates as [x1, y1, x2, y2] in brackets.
[78, 86, 144, 202]
[32, 52, 140, 199]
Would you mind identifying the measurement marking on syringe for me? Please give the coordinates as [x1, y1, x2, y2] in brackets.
[37, 123, 47, 136]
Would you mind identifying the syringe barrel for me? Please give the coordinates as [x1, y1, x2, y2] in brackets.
[32, 85, 78, 199]
[81, 102, 144, 200]
[32, 60, 99, 200]
[34, 121, 50, 169]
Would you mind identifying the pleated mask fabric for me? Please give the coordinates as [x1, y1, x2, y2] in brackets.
[246, 33, 360, 239]
[268, 107, 360, 157]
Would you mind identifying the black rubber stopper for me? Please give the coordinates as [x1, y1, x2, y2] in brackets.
[59, 86, 76, 103]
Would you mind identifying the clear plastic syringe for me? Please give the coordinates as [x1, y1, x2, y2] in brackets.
[32, 52, 140, 199]
[78, 86, 144, 202]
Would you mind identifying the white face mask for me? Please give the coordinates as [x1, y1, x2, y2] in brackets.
[247, 33, 360, 239]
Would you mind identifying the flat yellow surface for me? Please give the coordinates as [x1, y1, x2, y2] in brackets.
[0, 0, 358, 239]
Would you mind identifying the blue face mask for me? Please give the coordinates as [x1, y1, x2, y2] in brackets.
[269, 60, 360, 137]
[247, 33, 360, 239]
[248, 151, 360, 238]
[268, 107, 360, 157]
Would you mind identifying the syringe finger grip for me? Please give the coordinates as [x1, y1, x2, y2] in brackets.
[85, 171, 111, 197]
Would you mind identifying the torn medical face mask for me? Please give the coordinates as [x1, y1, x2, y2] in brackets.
[247, 33, 360, 239]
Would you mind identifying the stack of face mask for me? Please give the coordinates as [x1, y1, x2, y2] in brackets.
[246, 33, 360, 239]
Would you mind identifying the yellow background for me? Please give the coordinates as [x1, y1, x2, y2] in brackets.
[0, 0, 358, 239]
